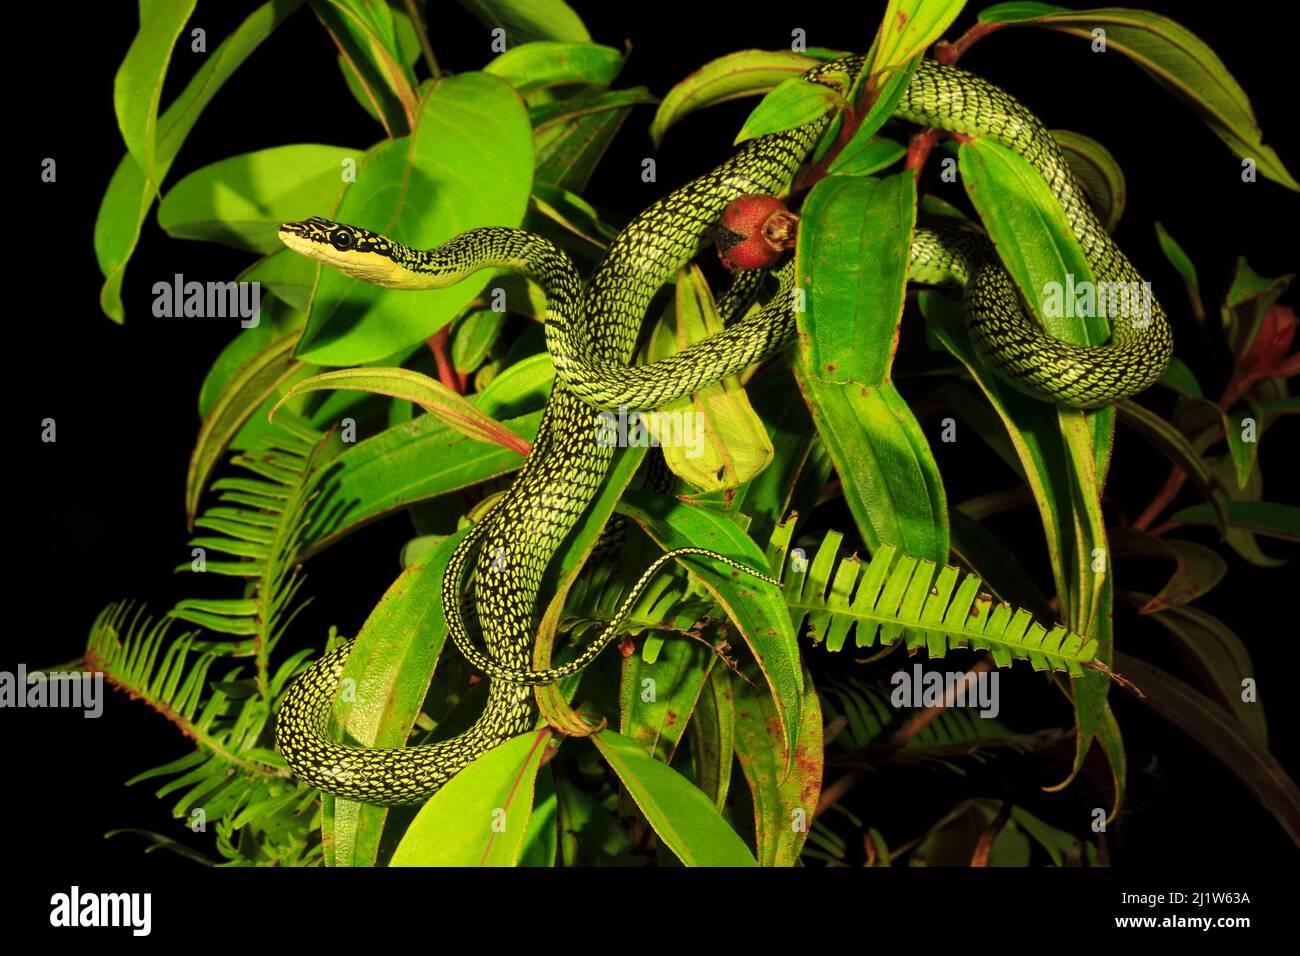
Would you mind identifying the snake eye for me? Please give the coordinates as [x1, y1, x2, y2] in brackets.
[331, 228, 356, 251]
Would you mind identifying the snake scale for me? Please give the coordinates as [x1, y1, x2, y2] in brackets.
[274, 57, 1172, 804]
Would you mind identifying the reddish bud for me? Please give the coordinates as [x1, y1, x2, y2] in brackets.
[716, 194, 799, 271]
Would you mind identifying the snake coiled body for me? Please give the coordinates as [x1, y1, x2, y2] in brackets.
[274, 57, 1172, 805]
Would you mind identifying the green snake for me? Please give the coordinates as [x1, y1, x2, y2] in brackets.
[274, 56, 1172, 804]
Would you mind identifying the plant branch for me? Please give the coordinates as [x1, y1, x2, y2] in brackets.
[428, 326, 467, 393]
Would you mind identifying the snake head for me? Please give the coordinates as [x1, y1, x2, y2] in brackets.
[279, 217, 407, 286]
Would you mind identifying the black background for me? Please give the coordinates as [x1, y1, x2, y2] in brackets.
[7, 0, 1298, 909]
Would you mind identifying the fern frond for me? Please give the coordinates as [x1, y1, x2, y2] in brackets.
[85, 601, 320, 865]
[767, 520, 1101, 676]
[822, 678, 1068, 771]
[560, 556, 716, 641]
[172, 417, 322, 698]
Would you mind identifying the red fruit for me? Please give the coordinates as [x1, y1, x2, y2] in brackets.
[716, 194, 799, 271]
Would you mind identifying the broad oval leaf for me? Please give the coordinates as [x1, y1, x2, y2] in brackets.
[591, 729, 757, 866]
[159, 144, 364, 253]
[735, 77, 844, 145]
[795, 172, 948, 564]
[651, 50, 820, 146]
[485, 41, 623, 94]
[295, 73, 533, 365]
[390, 728, 554, 866]
[456, 0, 590, 44]
[326, 531, 467, 867]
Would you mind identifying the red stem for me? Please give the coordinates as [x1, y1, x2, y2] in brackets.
[427, 327, 467, 393]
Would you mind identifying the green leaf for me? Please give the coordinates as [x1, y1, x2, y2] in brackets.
[978, 3, 1299, 190]
[518, 768, 558, 867]
[922, 291, 1122, 804]
[1135, 601, 1265, 741]
[390, 729, 554, 866]
[619, 639, 715, 764]
[687, 668, 736, 810]
[644, 266, 774, 491]
[795, 173, 948, 563]
[1052, 129, 1126, 233]
[733, 663, 823, 866]
[1110, 528, 1226, 613]
[1153, 221, 1203, 323]
[923, 293, 1075, 613]
[302, 410, 538, 554]
[485, 41, 623, 94]
[870, 0, 968, 70]
[827, 136, 907, 177]
[735, 76, 844, 145]
[1158, 356, 1202, 399]
[159, 144, 364, 253]
[274, 367, 530, 456]
[451, 309, 504, 374]
[95, 0, 306, 321]
[799, 175, 915, 385]
[616, 490, 803, 770]
[1223, 406, 1260, 491]
[534, 93, 641, 192]
[530, 184, 617, 250]
[312, 0, 418, 136]
[833, 55, 921, 172]
[554, 775, 632, 865]
[959, 138, 1102, 348]
[299, 354, 552, 552]
[113, 0, 197, 192]
[650, 50, 820, 146]
[1115, 653, 1298, 844]
[1170, 501, 1300, 543]
[186, 331, 302, 527]
[198, 304, 306, 420]
[1221, 258, 1292, 358]
[325, 531, 467, 866]
[455, 0, 590, 44]
[591, 730, 757, 866]
[295, 73, 533, 365]
[240, 249, 319, 311]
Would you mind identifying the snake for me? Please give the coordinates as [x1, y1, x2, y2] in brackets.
[273, 56, 1172, 804]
